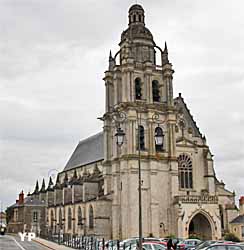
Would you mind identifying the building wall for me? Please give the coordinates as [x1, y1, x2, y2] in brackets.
[230, 223, 244, 241]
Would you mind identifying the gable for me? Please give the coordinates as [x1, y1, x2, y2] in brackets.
[174, 94, 202, 138]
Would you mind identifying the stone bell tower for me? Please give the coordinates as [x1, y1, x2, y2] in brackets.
[103, 4, 178, 239]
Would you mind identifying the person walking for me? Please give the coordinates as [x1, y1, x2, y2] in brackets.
[167, 239, 173, 250]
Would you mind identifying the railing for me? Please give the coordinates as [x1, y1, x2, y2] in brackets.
[40, 233, 124, 250]
[174, 195, 219, 204]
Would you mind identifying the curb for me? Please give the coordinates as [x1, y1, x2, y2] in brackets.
[33, 238, 57, 250]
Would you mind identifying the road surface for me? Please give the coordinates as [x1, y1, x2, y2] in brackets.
[0, 234, 51, 250]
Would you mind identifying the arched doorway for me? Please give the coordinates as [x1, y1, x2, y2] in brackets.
[188, 213, 212, 240]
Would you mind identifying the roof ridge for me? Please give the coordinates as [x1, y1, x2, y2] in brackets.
[78, 131, 103, 145]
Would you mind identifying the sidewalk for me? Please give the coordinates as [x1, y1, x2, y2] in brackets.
[34, 237, 74, 250]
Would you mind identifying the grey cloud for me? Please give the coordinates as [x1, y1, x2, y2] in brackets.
[0, 0, 244, 210]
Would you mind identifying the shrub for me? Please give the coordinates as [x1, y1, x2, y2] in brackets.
[224, 233, 240, 242]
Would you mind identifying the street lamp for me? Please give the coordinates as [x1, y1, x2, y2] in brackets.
[112, 108, 165, 250]
[115, 127, 125, 147]
[154, 126, 164, 146]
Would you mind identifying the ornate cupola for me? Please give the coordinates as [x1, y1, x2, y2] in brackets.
[128, 4, 145, 26]
[120, 4, 155, 63]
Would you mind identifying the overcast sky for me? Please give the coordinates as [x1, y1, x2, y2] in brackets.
[0, 0, 243, 210]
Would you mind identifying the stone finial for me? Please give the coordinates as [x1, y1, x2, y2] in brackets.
[33, 180, 39, 194]
[164, 41, 168, 53]
[63, 172, 68, 187]
[93, 165, 101, 177]
[40, 178, 46, 193]
[73, 169, 78, 179]
[109, 50, 115, 71]
[49, 176, 54, 186]
[162, 42, 169, 66]
[47, 176, 54, 191]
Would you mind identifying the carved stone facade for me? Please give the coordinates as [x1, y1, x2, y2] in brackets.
[12, 4, 238, 240]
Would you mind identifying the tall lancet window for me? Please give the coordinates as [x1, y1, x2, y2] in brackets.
[78, 206, 82, 226]
[59, 208, 62, 229]
[68, 207, 72, 230]
[89, 205, 94, 229]
[51, 210, 54, 230]
[152, 80, 160, 102]
[137, 125, 145, 150]
[178, 154, 193, 189]
[135, 78, 142, 100]
[155, 127, 164, 152]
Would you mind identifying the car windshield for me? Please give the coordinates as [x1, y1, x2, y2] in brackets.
[153, 244, 166, 250]
[196, 241, 214, 250]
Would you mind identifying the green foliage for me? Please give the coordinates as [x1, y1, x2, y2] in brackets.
[224, 233, 240, 242]
[188, 234, 201, 240]
[165, 234, 176, 239]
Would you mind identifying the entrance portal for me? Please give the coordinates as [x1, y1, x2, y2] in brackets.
[189, 213, 212, 240]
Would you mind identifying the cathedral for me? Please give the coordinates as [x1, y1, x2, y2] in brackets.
[8, 4, 239, 240]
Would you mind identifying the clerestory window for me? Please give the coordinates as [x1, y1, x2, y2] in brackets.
[78, 206, 82, 226]
[59, 208, 62, 229]
[89, 205, 94, 229]
[68, 207, 72, 230]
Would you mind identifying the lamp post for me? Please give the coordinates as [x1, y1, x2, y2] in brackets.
[113, 108, 165, 250]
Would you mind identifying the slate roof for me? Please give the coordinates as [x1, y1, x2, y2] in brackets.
[230, 215, 244, 224]
[8, 196, 45, 208]
[63, 132, 104, 171]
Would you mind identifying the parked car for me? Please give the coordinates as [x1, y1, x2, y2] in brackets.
[0, 225, 6, 236]
[143, 242, 167, 250]
[177, 239, 202, 250]
[125, 242, 167, 250]
[200, 243, 244, 250]
[194, 241, 234, 250]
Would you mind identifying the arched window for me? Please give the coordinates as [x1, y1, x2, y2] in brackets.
[68, 207, 72, 230]
[152, 80, 160, 102]
[138, 125, 145, 150]
[133, 14, 136, 22]
[89, 205, 94, 229]
[138, 15, 142, 22]
[219, 205, 224, 229]
[78, 207, 82, 226]
[178, 154, 193, 189]
[155, 127, 164, 152]
[59, 208, 62, 229]
[135, 78, 142, 100]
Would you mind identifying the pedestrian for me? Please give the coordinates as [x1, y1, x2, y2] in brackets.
[167, 239, 173, 250]
[172, 241, 177, 250]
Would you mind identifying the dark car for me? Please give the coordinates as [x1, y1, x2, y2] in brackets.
[203, 244, 244, 250]
[192, 240, 233, 250]
[0, 226, 6, 235]
[177, 239, 202, 250]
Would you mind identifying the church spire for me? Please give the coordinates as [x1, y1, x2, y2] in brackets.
[40, 178, 46, 193]
[47, 176, 54, 191]
[164, 41, 168, 53]
[162, 41, 169, 66]
[108, 50, 115, 70]
[33, 180, 39, 194]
